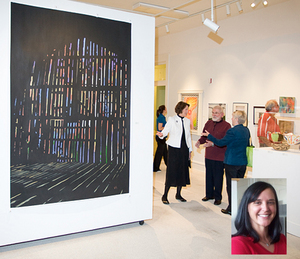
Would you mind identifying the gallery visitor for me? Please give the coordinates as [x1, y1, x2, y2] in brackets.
[195, 105, 231, 206]
[153, 105, 168, 172]
[157, 101, 192, 205]
[201, 110, 250, 215]
[257, 99, 280, 147]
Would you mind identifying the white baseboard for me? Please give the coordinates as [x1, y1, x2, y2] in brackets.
[288, 221, 300, 238]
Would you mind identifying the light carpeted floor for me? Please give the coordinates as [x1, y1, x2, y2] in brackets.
[0, 164, 299, 259]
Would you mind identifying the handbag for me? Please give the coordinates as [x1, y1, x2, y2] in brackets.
[246, 146, 254, 167]
[246, 136, 254, 167]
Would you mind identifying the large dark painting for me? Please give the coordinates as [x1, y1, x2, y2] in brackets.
[10, 3, 131, 207]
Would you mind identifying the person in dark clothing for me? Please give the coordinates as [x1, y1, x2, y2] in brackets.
[202, 110, 250, 215]
[153, 105, 168, 172]
[195, 106, 231, 206]
[157, 101, 192, 204]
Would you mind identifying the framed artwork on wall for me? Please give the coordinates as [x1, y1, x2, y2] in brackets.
[279, 97, 295, 113]
[208, 103, 226, 121]
[233, 102, 248, 126]
[253, 106, 265, 125]
[178, 90, 203, 135]
[279, 120, 294, 134]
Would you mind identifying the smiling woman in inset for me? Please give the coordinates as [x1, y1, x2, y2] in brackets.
[232, 181, 286, 254]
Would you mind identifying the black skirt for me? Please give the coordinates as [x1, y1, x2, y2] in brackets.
[165, 144, 190, 187]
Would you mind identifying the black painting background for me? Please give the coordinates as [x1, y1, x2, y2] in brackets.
[11, 3, 131, 99]
[10, 3, 131, 207]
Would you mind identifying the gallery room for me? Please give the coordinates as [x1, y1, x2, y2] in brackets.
[0, 0, 300, 258]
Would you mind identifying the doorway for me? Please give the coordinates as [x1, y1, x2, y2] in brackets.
[154, 85, 166, 155]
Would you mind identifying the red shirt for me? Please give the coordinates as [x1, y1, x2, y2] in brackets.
[257, 112, 280, 143]
[231, 234, 287, 254]
[198, 119, 231, 161]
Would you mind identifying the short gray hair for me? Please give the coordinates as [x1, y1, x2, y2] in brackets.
[213, 105, 223, 113]
[265, 99, 278, 112]
[233, 110, 246, 125]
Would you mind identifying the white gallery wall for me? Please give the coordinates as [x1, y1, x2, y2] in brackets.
[0, 0, 155, 246]
[156, 0, 300, 170]
[253, 148, 300, 236]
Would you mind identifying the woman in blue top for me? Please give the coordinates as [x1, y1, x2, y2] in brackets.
[202, 110, 250, 215]
[153, 105, 168, 172]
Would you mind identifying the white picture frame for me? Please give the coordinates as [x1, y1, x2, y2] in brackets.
[233, 102, 248, 126]
[208, 103, 227, 121]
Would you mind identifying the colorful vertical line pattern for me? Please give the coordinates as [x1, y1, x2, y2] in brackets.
[11, 38, 130, 166]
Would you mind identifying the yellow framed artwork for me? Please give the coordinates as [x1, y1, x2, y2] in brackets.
[178, 90, 203, 135]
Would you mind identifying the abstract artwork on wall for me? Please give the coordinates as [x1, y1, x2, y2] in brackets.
[279, 97, 295, 113]
[10, 3, 131, 207]
[183, 96, 198, 130]
[178, 91, 203, 135]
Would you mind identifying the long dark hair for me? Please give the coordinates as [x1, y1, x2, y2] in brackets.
[233, 181, 282, 244]
[156, 105, 166, 117]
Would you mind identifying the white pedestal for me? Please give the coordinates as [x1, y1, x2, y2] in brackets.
[253, 147, 300, 237]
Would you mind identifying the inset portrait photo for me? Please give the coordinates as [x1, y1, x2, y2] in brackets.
[231, 178, 287, 255]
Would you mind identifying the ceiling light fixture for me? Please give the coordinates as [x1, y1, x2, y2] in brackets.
[162, 9, 189, 19]
[132, 2, 169, 15]
[203, 0, 220, 32]
[155, 0, 243, 33]
[203, 18, 220, 32]
[165, 24, 169, 33]
[236, 1, 243, 12]
[251, 0, 268, 8]
[250, 0, 260, 8]
[226, 5, 231, 15]
[132, 2, 189, 19]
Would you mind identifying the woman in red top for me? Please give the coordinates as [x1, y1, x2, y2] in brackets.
[232, 181, 286, 254]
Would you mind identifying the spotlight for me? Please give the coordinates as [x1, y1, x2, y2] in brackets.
[203, 18, 220, 32]
[251, 0, 260, 8]
[226, 5, 231, 15]
[262, 0, 268, 6]
[204, 0, 220, 32]
[236, 1, 243, 12]
[165, 24, 169, 33]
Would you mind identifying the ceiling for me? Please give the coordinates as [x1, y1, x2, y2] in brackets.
[72, 0, 289, 37]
